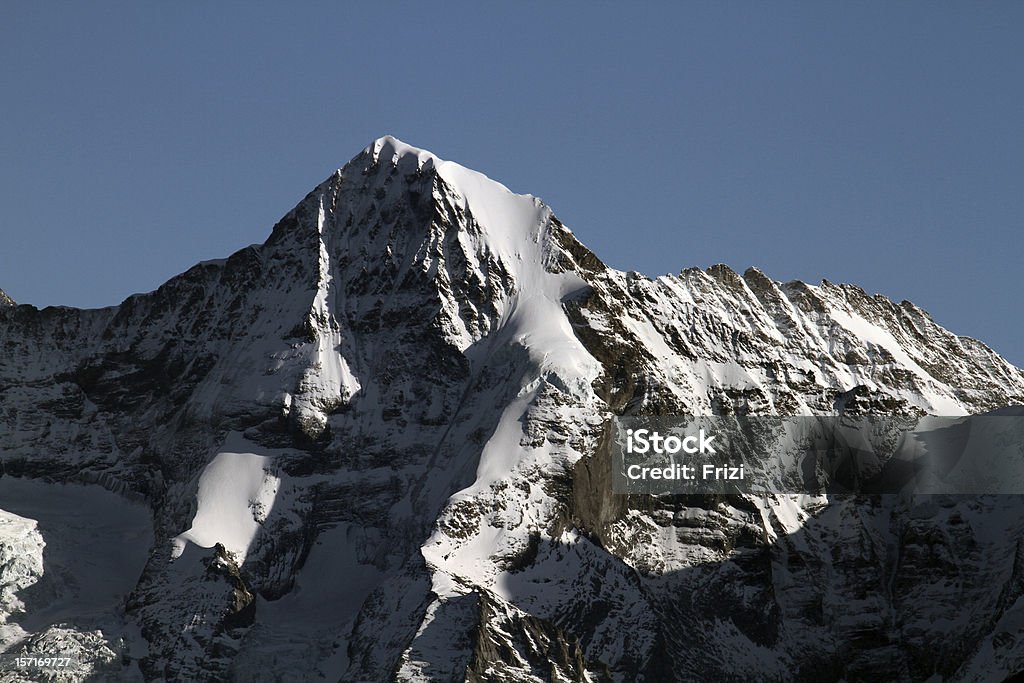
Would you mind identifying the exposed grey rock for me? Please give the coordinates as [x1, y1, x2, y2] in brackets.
[0, 511, 43, 629]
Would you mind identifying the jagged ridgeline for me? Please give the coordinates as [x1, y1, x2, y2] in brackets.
[1, 137, 1023, 682]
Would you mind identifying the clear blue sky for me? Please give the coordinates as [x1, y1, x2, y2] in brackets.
[2, 4, 1021, 366]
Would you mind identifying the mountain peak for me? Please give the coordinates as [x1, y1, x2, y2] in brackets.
[0, 288, 14, 307]
[365, 134, 439, 169]
[358, 135, 536, 210]
[4, 138, 1024, 682]
[332, 136, 556, 269]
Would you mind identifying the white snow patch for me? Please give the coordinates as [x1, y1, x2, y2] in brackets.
[172, 451, 278, 562]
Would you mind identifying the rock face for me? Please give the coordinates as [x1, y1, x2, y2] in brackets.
[1, 136, 1023, 682]
[0, 510, 43, 629]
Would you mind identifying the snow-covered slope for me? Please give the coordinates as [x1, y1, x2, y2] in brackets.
[1, 136, 1023, 682]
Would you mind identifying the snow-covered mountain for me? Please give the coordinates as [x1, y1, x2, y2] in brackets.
[1, 136, 1023, 682]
